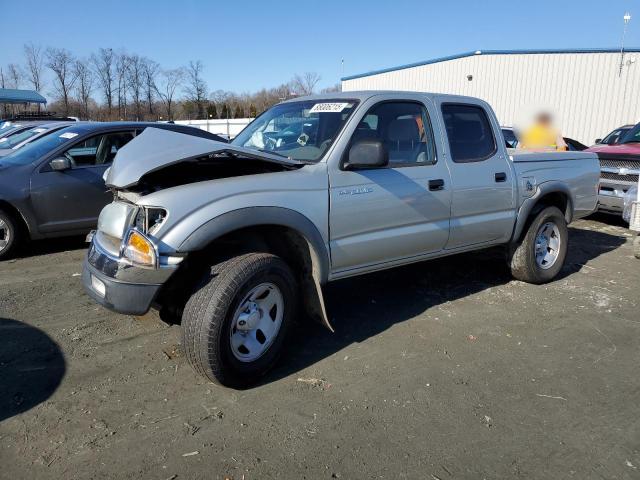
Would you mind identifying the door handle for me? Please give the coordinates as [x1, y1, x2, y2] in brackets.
[495, 172, 507, 182]
[428, 179, 445, 191]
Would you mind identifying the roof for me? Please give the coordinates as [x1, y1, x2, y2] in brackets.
[341, 48, 640, 81]
[0, 88, 47, 105]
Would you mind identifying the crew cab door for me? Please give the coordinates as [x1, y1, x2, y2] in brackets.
[30, 130, 135, 234]
[437, 101, 516, 249]
[328, 100, 452, 274]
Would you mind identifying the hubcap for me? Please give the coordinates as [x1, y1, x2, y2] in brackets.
[534, 221, 561, 269]
[0, 219, 9, 252]
[229, 282, 284, 362]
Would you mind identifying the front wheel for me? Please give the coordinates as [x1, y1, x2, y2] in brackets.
[508, 206, 568, 284]
[0, 209, 20, 260]
[182, 253, 298, 387]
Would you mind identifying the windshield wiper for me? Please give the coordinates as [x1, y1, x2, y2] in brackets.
[257, 148, 292, 159]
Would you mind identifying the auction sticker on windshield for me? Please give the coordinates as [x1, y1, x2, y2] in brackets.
[309, 102, 350, 113]
[59, 132, 79, 139]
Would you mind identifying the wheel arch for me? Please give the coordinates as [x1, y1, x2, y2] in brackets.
[512, 182, 573, 243]
[0, 199, 31, 237]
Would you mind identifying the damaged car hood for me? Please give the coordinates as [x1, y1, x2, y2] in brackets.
[106, 127, 307, 189]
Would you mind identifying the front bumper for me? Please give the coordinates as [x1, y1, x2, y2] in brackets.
[82, 234, 179, 315]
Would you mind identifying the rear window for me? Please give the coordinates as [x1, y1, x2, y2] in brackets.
[442, 104, 496, 163]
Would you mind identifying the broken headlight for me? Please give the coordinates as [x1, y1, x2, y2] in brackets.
[134, 207, 167, 236]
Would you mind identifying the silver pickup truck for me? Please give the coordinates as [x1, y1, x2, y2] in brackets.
[83, 91, 599, 386]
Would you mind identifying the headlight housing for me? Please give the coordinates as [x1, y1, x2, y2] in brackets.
[122, 228, 157, 267]
[134, 207, 167, 236]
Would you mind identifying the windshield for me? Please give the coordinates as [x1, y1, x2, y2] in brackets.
[621, 124, 640, 144]
[232, 99, 359, 162]
[0, 128, 80, 166]
[0, 126, 47, 149]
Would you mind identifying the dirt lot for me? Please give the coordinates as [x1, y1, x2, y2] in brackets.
[0, 215, 639, 479]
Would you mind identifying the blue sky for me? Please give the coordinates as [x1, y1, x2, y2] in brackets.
[2, 0, 638, 96]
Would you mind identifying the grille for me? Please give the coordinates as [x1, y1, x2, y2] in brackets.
[600, 171, 639, 184]
[599, 158, 640, 169]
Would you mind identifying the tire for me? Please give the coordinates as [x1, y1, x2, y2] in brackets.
[633, 234, 640, 260]
[0, 209, 20, 260]
[182, 252, 298, 387]
[508, 206, 568, 284]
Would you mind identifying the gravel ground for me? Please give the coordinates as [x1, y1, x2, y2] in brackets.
[0, 215, 639, 480]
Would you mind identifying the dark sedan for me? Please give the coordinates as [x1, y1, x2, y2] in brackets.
[0, 122, 225, 258]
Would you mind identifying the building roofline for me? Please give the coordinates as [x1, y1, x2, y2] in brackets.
[341, 48, 640, 81]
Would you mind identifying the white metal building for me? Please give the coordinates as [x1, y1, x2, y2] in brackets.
[341, 49, 640, 145]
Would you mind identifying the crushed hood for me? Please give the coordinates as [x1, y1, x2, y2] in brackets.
[106, 127, 306, 189]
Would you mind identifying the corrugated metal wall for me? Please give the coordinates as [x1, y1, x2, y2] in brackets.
[342, 52, 640, 145]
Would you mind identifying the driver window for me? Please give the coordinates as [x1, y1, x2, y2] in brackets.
[352, 102, 436, 167]
[64, 131, 135, 167]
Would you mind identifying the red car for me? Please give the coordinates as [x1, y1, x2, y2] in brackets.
[587, 123, 640, 214]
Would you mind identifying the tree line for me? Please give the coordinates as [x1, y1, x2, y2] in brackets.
[1, 44, 340, 120]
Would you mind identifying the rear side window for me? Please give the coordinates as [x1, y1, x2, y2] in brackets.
[442, 104, 496, 163]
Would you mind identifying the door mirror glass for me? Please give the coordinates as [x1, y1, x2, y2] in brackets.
[50, 157, 71, 171]
[345, 140, 388, 170]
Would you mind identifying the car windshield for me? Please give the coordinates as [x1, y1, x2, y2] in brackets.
[0, 126, 47, 149]
[232, 99, 359, 162]
[0, 128, 80, 166]
[620, 124, 640, 144]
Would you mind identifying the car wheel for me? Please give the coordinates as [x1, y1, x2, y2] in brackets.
[182, 253, 298, 387]
[508, 206, 568, 284]
[0, 209, 20, 260]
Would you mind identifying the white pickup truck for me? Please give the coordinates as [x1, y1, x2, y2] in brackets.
[83, 91, 600, 386]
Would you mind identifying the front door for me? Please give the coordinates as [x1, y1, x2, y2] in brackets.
[329, 101, 452, 273]
[438, 102, 516, 249]
[30, 130, 135, 234]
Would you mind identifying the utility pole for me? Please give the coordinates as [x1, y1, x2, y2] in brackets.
[619, 12, 632, 77]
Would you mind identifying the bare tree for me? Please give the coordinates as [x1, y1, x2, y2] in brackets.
[6, 64, 23, 89]
[74, 59, 94, 119]
[291, 72, 321, 96]
[46, 48, 77, 115]
[184, 60, 208, 119]
[91, 48, 115, 118]
[115, 52, 129, 119]
[321, 83, 342, 93]
[23, 43, 46, 93]
[127, 54, 144, 120]
[155, 68, 184, 120]
[141, 58, 159, 116]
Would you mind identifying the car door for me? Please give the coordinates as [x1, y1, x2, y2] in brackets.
[437, 101, 516, 249]
[30, 130, 136, 234]
[328, 100, 452, 274]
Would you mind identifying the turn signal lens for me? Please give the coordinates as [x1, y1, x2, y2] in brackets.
[123, 230, 156, 267]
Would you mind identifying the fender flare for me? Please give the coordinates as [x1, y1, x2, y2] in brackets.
[177, 206, 330, 284]
[512, 181, 574, 242]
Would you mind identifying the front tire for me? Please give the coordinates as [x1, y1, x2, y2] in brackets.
[509, 206, 568, 284]
[182, 253, 298, 387]
[0, 209, 20, 260]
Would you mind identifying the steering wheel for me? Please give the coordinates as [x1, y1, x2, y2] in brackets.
[64, 152, 77, 168]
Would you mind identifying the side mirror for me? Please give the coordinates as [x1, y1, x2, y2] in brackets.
[50, 157, 71, 171]
[595, 138, 602, 144]
[344, 139, 388, 170]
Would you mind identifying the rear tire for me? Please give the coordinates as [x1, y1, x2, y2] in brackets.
[0, 209, 20, 260]
[182, 253, 297, 387]
[508, 206, 568, 284]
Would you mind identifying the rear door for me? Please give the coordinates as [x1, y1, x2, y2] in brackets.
[30, 130, 136, 233]
[328, 99, 452, 273]
[437, 101, 516, 249]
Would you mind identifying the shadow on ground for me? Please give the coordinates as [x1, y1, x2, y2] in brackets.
[260, 225, 626, 385]
[0, 318, 66, 422]
[16, 235, 87, 259]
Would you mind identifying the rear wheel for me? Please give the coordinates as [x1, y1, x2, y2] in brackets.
[182, 253, 297, 387]
[509, 206, 568, 284]
[0, 209, 20, 260]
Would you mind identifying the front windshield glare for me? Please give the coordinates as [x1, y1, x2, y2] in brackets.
[0, 128, 77, 166]
[232, 100, 358, 162]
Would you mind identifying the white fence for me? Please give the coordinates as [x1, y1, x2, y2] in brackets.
[173, 118, 253, 139]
